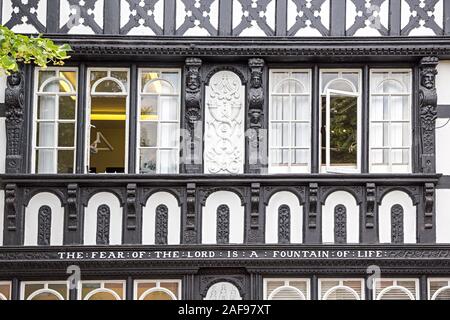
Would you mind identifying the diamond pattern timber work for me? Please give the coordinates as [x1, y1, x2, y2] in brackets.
[3, 0, 46, 33]
[288, 0, 329, 36]
[176, 0, 218, 36]
[60, 0, 103, 34]
[233, 0, 275, 36]
[401, 0, 443, 35]
[121, 0, 163, 35]
[346, 0, 389, 36]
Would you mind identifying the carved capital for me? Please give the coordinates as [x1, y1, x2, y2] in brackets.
[5, 68, 25, 173]
[248, 183, 261, 243]
[308, 183, 319, 229]
[366, 183, 376, 229]
[184, 183, 197, 244]
[424, 183, 435, 230]
[419, 56, 438, 173]
[126, 184, 137, 231]
[5, 184, 18, 232]
[67, 184, 79, 232]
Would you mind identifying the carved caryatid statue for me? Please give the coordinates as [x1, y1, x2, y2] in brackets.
[419, 57, 438, 174]
[5, 69, 25, 173]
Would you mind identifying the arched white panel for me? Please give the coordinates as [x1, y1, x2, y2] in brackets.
[379, 191, 416, 244]
[322, 191, 359, 244]
[202, 191, 244, 244]
[142, 192, 181, 245]
[24, 193, 64, 246]
[84, 192, 122, 245]
[0, 190, 4, 246]
[265, 192, 303, 244]
[436, 190, 450, 243]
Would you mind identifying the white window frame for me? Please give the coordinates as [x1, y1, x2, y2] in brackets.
[428, 278, 450, 300]
[32, 67, 78, 174]
[318, 278, 365, 300]
[320, 69, 362, 173]
[137, 68, 181, 174]
[133, 279, 182, 300]
[263, 278, 311, 300]
[268, 69, 312, 174]
[20, 281, 69, 300]
[78, 280, 126, 300]
[373, 278, 419, 300]
[369, 69, 413, 173]
[85, 68, 130, 174]
[0, 281, 11, 300]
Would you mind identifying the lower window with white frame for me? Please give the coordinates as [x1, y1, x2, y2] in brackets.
[21, 281, 69, 300]
[373, 278, 419, 300]
[0, 282, 11, 300]
[428, 278, 450, 300]
[134, 280, 182, 300]
[78, 280, 126, 300]
[318, 278, 365, 300]
[264, 278, 310, 300]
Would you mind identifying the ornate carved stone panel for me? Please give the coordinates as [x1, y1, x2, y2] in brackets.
[391, 204, 404, 244]
[120, 0, 164, 35]
[232, 0, 276, 36]
[155, 204, 169, 245]
[204, 70, 245, 174]
[334, 204, 347, 244]
[401, 0, 443, 36]
[278, 205, 291, 244]
[176, 0, 219, 36]
[346, 0, 389, 36]
[216, 204, 230, 244]
[5, 70, 25, 174]
[287, 0, 330, 36]
[38, 206, 52, 246]
[419, 56, 438, 173]
[60, 0, 104, 34]
[2, 0, 46, 33]
[96, 204, 110, 245]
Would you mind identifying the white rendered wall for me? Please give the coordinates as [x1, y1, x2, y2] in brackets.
[379, 191, 416, 244]
[24, 193, 64, 246]
[436, 190, 450, 243]
[142, 192, 181, 245]
[84, 192, 122, 245]
[322, 191, 359, 244]
[265, 191, 303, 244]
[202, 191, 244, 244]
[436, 61, 450, 175]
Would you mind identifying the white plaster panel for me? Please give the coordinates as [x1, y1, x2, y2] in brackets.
[436, 118, 450, 175]
[287, 0, 329, 37]
[436, 189, 450, 243]
[436, 61, 450, 105]
[322, 191, 359, 244]
[202, 191, 244, 244]
[60, 0, 104, 34]
[0, 190, 4, 246]
[142, 192, 181, 245]
[232, 0, 276, 37]
[346, 0, 389, 37]
[265, 191, 303, 244]
[175, 0, 219, 36]
[24, 193, 64, 246]
[2, 0, 47, 33]
[379, 191, 416, 243]
[401, 0, 443, 36]
[84, 192, 122, 245]
[120, 0, 164, 35]
[0, 118, 5, 174]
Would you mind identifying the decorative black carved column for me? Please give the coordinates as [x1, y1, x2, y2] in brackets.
[5, 68, 25, 174]
[123, 183, 140, 244]
[3, 184, 23, 245]
[183, 183, 198, 244]
[419, 57, 438, 174]
[64, 184, 81, 245]
[183, 58, 203, 173]
[363, 183, 378, 243]
[247, 183, 263, 243]
[305, 183, 321, 243]
[420, 182, 436, 243]
[247, 58, 266, 174]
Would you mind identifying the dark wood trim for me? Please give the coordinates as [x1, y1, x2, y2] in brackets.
[128, 64, 138, 174]
[311, 65, 320, 173]
[275, 0, 288, 36]
[0, 103, 5, 117]
[389, 0, 401, 36]
[361, 65, 370, 173]
[163, 0, 176, 36]
[46, 0, 60, 33]
[445, 0, 450, 35]
[330, 0, 346, 36]
[75, 63, 87, 174]
[104, 0, 121, 35]
[218, 0, 233, 36]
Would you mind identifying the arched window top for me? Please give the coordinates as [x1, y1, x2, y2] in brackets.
[432, 286, 450, 300]
[139, 288, 177, 300]
[84, 288, 121, 300]
[143, 79, 175, 94]
[0, 293, 8, 301]
[377, 286, 415, 300]
[91, 77, 127, 94]
[40, 77, 76, 94]
[323, 78, 357, 93]
[323, 286, 360, 300]
[268, 286, 306, 300]
[27, 289, 64, 301]
[273, 78, 307, 94]
[375, 79, 406, 94]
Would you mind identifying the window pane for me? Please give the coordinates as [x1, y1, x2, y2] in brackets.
[36, 149, 55, 173]
[390, 123, 410, 147]
[330, 96, 358, 166]
[95, 80, 124, 93]
[271, 123, 289, 147]
[140, 96, 158, 120]
[60, 71, 77, 91]
[161, 72, 180, 90]
[370, 96, 389, 121]
[59, 96, 76, 120]
[140, 123, 158, 147]
[371, 149, 389, 165]
[58, 123, 75, 147]
[90, 71, 108, 87]
[144, 79, 174, 94]
[292, 149, 309, 165]
[159, 150, 178, 174]
[37, 123, 55, 147]
[38, 96, 56, 120]
[111, 71, 128, 87]
[391, 149, 409, 165]
[38, 70, 56, 89]
[271, 96, 290, 120]
[292, 123, 310, 148]
[58, 150, 74, 174]
[160, 123, 179, 148]
[160, 96, 179, 120]
[370, 123, 389, 147]
[390, 96, 410, 121]
[140, 149, 157, 174]
[292, 96, 310, 120]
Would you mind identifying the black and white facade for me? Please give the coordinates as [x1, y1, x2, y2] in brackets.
[1, 0, 450, 301]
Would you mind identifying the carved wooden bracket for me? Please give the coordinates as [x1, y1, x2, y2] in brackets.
[419, 56, 438, 174]
[67, 184, 79, 232]
[184, 183, 197, 244]
[424, 183, 435, 230]
[308, 183, 319, 229]
[366, 183, 376, 229]
[126, 184, 137, 231]
[248, 183, 261, 243]
[5, 68, 25, 174]
[5, 184, 18, 232]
